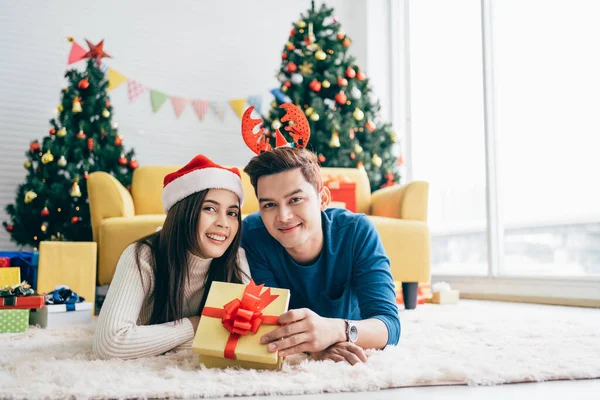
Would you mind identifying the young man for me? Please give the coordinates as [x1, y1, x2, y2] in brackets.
[241, 147, 400, 365]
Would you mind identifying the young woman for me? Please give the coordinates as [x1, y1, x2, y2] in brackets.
[94, 155, 250, 360]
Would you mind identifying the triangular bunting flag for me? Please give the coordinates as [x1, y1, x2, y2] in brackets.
[247, 95, 263, 114]
[171, 96, 189, 118]
[127, 80, 147, 103]
[191, 100, 210, 121]
[228, 99, 246, 119]
[67, 42, 88, 65]
[150, 90, 169, 113]
[107, 68, 128, 92]
[210, 101, 225, 121]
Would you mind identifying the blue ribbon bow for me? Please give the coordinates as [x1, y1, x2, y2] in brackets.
[45, 286, 85, 312]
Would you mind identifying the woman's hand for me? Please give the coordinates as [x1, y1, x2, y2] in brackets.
[188, 316, 200, 332]
[311, 342, 368, 365]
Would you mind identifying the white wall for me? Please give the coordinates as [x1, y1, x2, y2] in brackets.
[0, 0, 395, 250]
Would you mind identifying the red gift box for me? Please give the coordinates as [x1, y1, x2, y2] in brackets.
[0, 295, 44, 309]
[0, 257, 10, 268]
[323, 175, 357, 212]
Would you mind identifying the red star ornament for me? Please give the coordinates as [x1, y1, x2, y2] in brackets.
[83, 39, 111, 64]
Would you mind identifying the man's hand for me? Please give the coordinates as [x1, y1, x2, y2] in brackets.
[311, 342, 368, 365]
[261, 308, 345, 357]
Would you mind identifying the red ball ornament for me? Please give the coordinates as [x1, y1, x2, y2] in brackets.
[286, 62, 298, 73]
[345, 67, 356, 79]
[71, 216, 79, 224]
[105, 101, 111, 107]
[335, 92, 348, 105]
[318, 154, 326, 163]
[118, 156, 128, 166]
[356, 71, 366, 81]
[286, 42, 295, 51]
[84, 172, 89, 180]
[290, 28, 296, 36]
[129, 159, 139, 169]
[30, 141, 40, 152]
[76, 130, 86, 140]
[87, 138, 94, 151]
[115, 135, 123, 146]
[284, 81, 292, 88]
[309, 80, 322, 92]
[337, 32, 345, 40]
[350, 152, 356, 160]
[49, 128, 56, 135]
[6, 224, 14, 232]
[343, 38, 352, 47]
[337, 77, 348, 87]
[282, 52, 288, 60]
[365, 121, 376, 132]
[78, 78, 90, 89]
[41, 207, 50, 217]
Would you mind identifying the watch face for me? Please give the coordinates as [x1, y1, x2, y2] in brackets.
[349, 324, 359, 342]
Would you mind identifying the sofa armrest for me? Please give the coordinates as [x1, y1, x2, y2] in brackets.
[88, 172, 135, 243]
[97, 214, 166, 285]
[370, 181, 429, 222]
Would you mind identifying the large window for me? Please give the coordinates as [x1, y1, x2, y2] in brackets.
[409, 0, 600, 277]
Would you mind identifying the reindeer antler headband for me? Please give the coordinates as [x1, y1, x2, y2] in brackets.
[241, 103, 311, 155]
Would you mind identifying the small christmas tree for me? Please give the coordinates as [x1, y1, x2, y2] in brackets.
[265, 1, 401, 191]
[3, 40, 137, 248]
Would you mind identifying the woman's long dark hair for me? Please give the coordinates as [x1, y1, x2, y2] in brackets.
[134, 189, 247, 324]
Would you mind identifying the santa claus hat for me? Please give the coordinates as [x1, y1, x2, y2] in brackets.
[162, 154, 244, 212]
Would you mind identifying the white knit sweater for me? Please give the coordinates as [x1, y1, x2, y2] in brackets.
[93, 243, 250, 360]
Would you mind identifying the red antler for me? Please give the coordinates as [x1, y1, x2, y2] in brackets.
[241, 106, 272, 155]
[279, 103, 311, 149]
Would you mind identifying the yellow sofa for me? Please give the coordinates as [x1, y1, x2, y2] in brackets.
[88, 166, 430, 306]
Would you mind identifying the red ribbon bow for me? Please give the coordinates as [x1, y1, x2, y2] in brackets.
[201, 280, 280, 359]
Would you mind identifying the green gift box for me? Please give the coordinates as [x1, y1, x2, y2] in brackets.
[0, 309, 29, 333]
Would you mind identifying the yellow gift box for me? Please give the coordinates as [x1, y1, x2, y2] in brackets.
[0, 267, 20, 287]
[192, 280, 290, 370]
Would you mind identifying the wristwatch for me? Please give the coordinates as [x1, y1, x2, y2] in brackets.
[344, 320, 358, 343]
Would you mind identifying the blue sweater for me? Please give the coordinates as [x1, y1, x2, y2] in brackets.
[241, 208, 400, 346]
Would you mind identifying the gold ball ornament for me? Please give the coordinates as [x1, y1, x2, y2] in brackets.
[72, 98, 82, 113]
[25, 191, 37, 204]
[310, 113, 320, 121]
[40, 222, 48, 232]
[353, 108, 365, 121]
[305, 107, 314, 116]
[390, 132, 397, 143]
[354, 143, 363, 153]
[322, 80, 331, 88]
[24, 160, 32, 169]
[315, 50, 327, 61]
[57, 127, 67, 137]
[57, 105, 64, 112]
[102, 109, 110, 118]
[57, 155, 67, 167]
[41, 150, 54, 164]
[372, 153, 382, 167]
[296, 20, 307, 28]
[272, 119, 282, 130]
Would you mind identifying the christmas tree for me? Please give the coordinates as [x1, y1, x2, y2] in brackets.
[264, 1, 401, 191]
[3, 40, 137, 248]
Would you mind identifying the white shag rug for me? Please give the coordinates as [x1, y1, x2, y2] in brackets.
[1, 300, 600, 400]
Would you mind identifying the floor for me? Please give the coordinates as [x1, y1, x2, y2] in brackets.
[238, 379, 600, 400]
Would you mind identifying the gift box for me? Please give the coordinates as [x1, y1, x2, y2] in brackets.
[0, 251, 39, 289]
[0, 309, 29, 333]
[0, 257, 10, 268]
[394, 281, 432, 306]
[0, 267, 21, 287]
[426, 282, 460, 304]
[323, 175, 357, 212]
[29, 302, 93, 328]
[0, 295, 44, 309]
[192, 280, 290, 370]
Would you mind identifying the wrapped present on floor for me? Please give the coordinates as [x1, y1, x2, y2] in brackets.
[394, 281, 432, 306]
[0, 257, 10, 268]
[323, 174, 357, 212]
[428, 282, 460, 304]
[0, 309, 30, 333]
[0, 251, 39, 290]
[193, 280, 290, 370]
[30, 285, 92, 328]
[0, 281, 44, 309]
